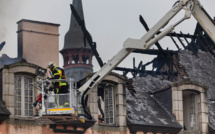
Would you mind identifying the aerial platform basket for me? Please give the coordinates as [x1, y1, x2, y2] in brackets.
[34, 79, 85, 124]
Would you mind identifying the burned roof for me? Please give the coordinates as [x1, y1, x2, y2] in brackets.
[0, 54, 21, 69]
[131, 76, 171, 93]
[126, 76, 182, 132]
[178, 49, 215, 100]
[178, 49, 215, 129]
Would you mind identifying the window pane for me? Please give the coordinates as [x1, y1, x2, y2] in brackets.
[106, 111, 109, 117]
[19, 110, 21, 115]
[106, 118, 109, 123]
[29, 84, 33, 90]
[105, 106, 108, 112]
[25, 110, 28, 116]
[18, 83, 21, 88]
[109, 105, 113, 110]
[18, 76, 21, 82]
[18, 96, 21, 101]
[29, 78, 32, 83]
[25, 83, 28, 89]
[25, 103, 28, 109]
[105, 94, 108, 98]
[18, 90, 21, 95]
[29, 90, 33, 96]
[24, 77, 28, 83]
[29, 110, 33, 116]
[25, 97, 28, 102]
[18, 103, 21, 108]
[110, 111, 113, 117]
[29, 97, 33, 103]
[25, 90, 28, 96]
[105, 100, 108, 105]
[109, 99, 112, 104]
[29, 104, 33, 110]
[110, 118, 113, 123]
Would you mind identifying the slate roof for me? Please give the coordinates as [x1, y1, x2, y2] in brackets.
[0, 54, 21, 69]
[62, 0, 91, 50]
[126, 76, 182, 132]
[178, 50, 215, 129]
[126, 49, 215, 132]
[0, 100, 10, 123]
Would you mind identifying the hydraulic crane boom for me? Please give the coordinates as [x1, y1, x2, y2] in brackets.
[78, 0, 215, 119]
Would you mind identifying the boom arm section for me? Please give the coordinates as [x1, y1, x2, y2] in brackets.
[79, 0, 185, 94]
[78, 0, 215, 119]
[191, 0, 215, 43]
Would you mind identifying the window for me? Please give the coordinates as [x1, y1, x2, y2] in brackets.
[104, 85, 115, 124]
[14, 75, 34, 117]
[172, 83, 208, 133]
[97, 83, 116, 125]
[183, 91, 199, 132]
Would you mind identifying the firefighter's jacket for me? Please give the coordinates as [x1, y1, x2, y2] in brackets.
[50, 66, 68, 89]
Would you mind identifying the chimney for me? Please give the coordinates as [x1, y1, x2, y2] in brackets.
[17, 19, 60, 68]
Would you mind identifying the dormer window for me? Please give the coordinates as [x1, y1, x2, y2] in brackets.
[183, 91, 199, 132]
[14, 74, 34, 117]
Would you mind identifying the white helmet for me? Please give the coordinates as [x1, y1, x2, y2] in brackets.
[47, 61, 56, 68]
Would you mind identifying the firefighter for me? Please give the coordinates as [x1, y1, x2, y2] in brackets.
[47, 61, 69, 107]
[47, 61, 68, 94]
[33, 62, 69, 107]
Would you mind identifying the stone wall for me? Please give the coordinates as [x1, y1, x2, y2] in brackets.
[171, 82, 208, 134]
[1, 61, 39, 118]
[88, 73, 127, 133]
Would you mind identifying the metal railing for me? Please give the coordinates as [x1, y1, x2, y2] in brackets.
[35, 78, 81, 115]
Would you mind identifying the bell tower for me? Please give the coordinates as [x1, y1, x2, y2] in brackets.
[60, 0, 93, 82]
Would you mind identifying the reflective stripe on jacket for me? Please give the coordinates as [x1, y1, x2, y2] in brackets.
[52, 66, 68, 87]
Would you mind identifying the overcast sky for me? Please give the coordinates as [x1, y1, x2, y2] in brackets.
[0, 0, 215, 75]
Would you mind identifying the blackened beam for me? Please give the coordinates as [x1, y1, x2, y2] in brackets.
[70, 5, 104, 67]
[114, 67, 178, 76]
[199, 34, 213, 52]
[170, 35, 180, 50]
[181, 31, 198, 53]
[132, 49, 178, 55]
[0, 41, 5, 51]
[180, 31, 190, 44]
[175, 32, 186, 49]
[167, 32, 196, 38]
[139, 15, 178, 80]
[139, 15, 196, 45]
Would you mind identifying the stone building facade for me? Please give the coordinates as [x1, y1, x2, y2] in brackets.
[84, 73, 127, 133]
[0, 60, 65, 134]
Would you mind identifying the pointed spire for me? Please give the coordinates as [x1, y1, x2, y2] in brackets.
[63, 0, 90, 50]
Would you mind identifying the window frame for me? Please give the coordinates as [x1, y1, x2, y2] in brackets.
[183, 90, 200, 132]
[14, 74, 34, 117]
[104, 84, 115, 125]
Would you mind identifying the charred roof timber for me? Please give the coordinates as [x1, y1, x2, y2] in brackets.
[70, 2, 215, 80]
[0, 41, 5, 51]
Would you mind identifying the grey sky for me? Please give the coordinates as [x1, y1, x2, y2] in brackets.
[1, 0, 215, 74]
